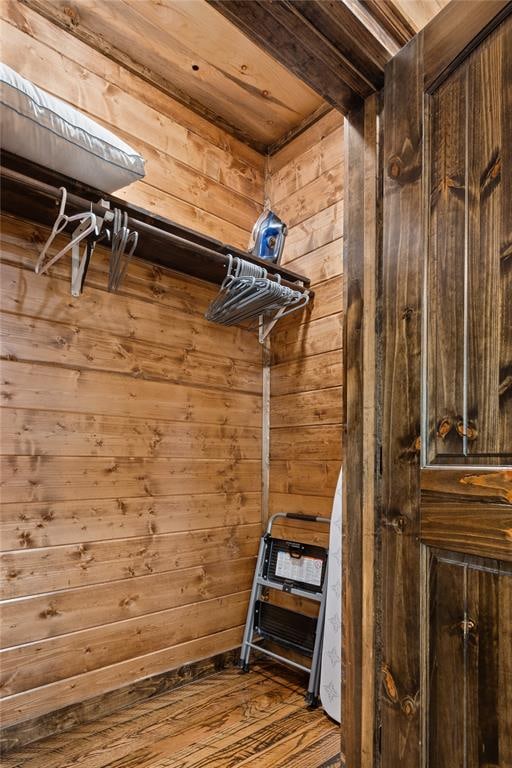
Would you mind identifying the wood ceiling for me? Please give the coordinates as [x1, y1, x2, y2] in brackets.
[392, 0, 450, 31]
[21, 0, 450, 152]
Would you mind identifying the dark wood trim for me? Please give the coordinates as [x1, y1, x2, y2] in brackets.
[429, 547, 512, 574]
[421, 506, 512, 561]
[423, 0, 512, 90]
[207, 0, 363, 114]
[361, 0, 416, 47]
[286, 1, 392, 87]
[0, 649, 240, 754]
[360, 94, 381, 768]
[380, 32, 424, 768]
[343, 102, 365, 768]
[319, 756, 345, 768]
[421, 468, 512, 505]
[343, 93, 380, 768]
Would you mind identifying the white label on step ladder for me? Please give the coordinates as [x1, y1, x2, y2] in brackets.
[275, 551, 323, 587]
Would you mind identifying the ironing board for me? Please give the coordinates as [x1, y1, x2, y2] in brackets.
[320, 467, 342, 722]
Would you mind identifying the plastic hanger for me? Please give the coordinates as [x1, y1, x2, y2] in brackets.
[35, 187, 98, 281]
[205, 256, 309, 337]
[35, 187, 114, 297]
[108, 209, 138, 292]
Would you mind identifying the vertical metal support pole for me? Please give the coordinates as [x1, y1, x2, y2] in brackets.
[261, 327, 271, 532]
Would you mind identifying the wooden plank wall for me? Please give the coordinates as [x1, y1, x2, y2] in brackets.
[267, 111, 344, 544]
[0, 219, 262, 728]
[0, 1, 265, 732]
[0, 1, 345, 736]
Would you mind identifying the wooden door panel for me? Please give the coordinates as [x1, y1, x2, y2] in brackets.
[428, 68, 466, 461]
[500, 16, 512, 458]
[381, 7, 512, 768]
[467, 22, 512, 458]
[428, 555, 466, 768]
[428, 550, 512, 767]
[426, 18, 512, 464]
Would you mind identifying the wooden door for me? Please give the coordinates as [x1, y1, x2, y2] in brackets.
[380, 4, 512, 767]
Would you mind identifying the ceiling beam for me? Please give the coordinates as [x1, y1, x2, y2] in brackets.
[207, 1, 361, 113]
[290, 0, 399, 79]
[207, 0, 413, 115]
[360, 0, 416, 46]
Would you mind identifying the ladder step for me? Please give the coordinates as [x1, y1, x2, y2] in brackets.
[256, 577, 323, 601]
[255, 601, 317, 656]
[246, 643, 311, 673]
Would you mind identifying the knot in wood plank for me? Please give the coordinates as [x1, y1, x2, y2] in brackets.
[388, 155, 402, 179]
[386, 140, 422, 185]
[381, 663, 399, 704]
[63, 5, 80, 28]
[437, 417, 453, 439]
[391, 514, 407, 534]
[459, 471, 512, 504]
[480, 149, 501, 197]
[400, 694, 418, 718]
[456, 419, 478, 441]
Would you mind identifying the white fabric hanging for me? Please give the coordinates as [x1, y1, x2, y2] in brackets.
[320, 467, 342, 722]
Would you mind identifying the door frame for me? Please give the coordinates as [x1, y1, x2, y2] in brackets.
[342, 3, 512, 767]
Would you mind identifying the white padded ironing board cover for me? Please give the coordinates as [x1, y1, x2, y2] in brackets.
[320, 466, 342, 722]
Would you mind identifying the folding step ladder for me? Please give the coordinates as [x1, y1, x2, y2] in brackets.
[240, 512, 330, 706]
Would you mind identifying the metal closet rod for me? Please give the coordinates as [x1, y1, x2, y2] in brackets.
[3, 167, 310, 295]
[132, 218, 308, 293]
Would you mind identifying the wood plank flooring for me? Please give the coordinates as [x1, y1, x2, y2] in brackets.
[2, 662, 343, 768]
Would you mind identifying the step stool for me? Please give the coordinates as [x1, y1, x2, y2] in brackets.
[239, 512, 330, 707]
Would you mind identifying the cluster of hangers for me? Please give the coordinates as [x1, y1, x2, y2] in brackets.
[34, 187, 310, 341]
[205, 255, 309, 341]
[35, 187, 138, 296]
